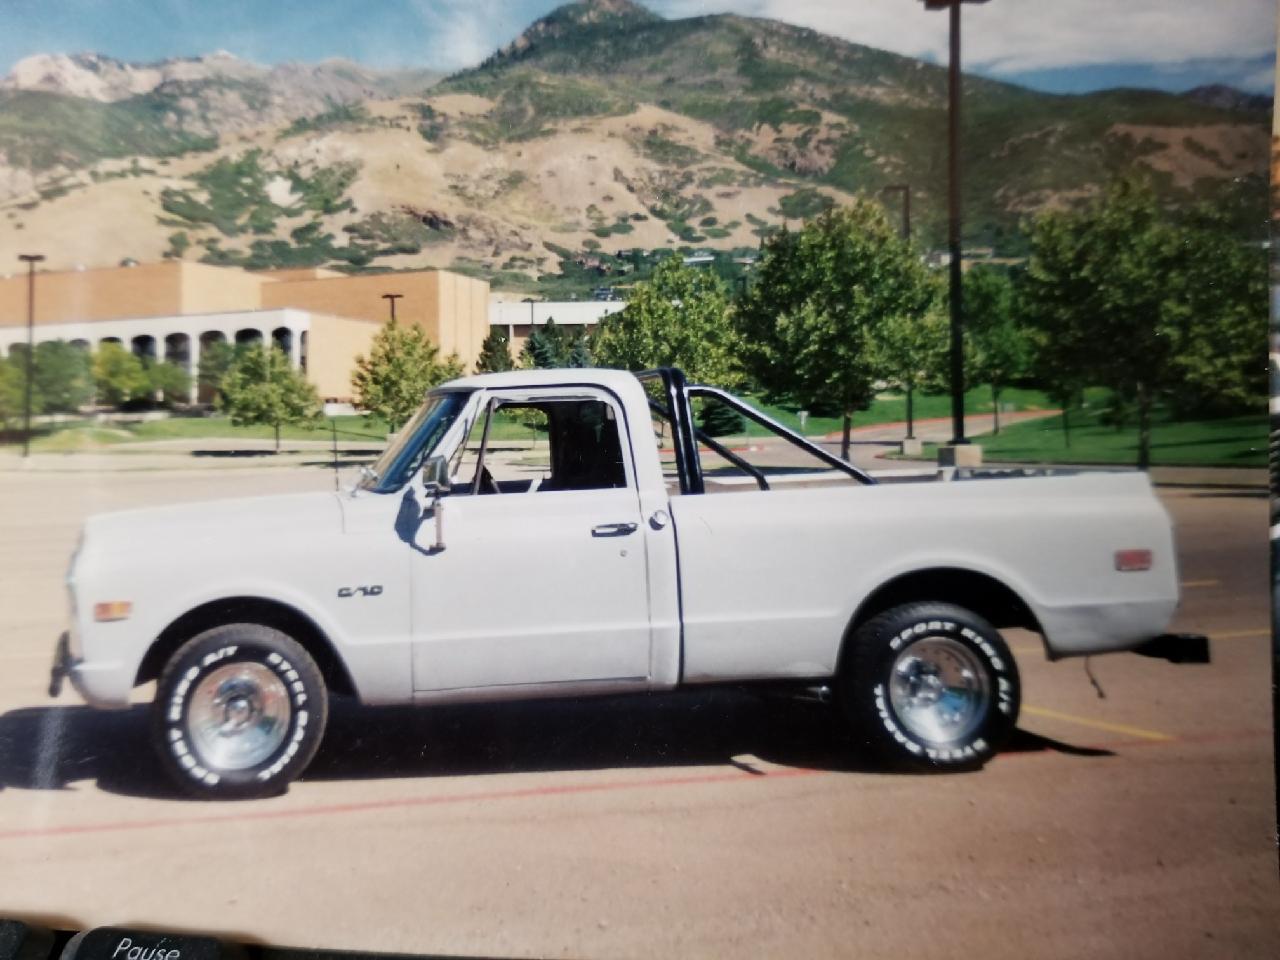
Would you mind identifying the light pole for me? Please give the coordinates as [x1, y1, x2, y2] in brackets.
[18, 253, 45, 459]
[381, 293, 403, 324]
[924, 0, 989, 449]
[882, 184, 912, 241]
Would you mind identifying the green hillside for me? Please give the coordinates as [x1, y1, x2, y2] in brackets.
[0, 89, 215, 171]
[442, 0, 1270, 251]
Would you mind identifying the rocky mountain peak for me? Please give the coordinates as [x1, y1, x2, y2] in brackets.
[1, 50, 266, 102]
[490, 0, 661, 64]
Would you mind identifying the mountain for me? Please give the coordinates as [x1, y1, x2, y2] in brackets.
[1, 51, 440, 108]
[1, 51, 266, 101]
[0, 0, 1268, 288]
[1181, 84, 1273, 114]
[491, 0, 661, 60]
[0, 51, 441, 166]
[444, 0, 1269, 247]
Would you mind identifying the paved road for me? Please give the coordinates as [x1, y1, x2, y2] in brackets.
[0, 466, 1274, 959]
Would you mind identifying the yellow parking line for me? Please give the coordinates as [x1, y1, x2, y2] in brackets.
[1181, 579, 1220, 589]
[1212, 628, 1269, 640]
[1022, 705, 1174, 742]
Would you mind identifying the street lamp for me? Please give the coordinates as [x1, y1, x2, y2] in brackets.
[381, 293, 403, 324]
[924, 0, 990, 449]
[18, 253, 45, 459]
[881, 184, 912, 241]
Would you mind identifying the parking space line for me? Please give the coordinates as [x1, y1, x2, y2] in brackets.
[1021, 705, 1174, 742]
[1181, 579, 1221, 588]
[1212, 628, 1269, 640]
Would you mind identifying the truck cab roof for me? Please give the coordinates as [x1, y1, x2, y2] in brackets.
[436, 368, 653, 393]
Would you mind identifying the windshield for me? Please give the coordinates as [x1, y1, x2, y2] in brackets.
[358, 390, 472, 493]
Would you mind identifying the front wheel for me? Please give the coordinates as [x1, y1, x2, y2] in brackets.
[840, 602, 1020, 770]
[151, 623, 329, 799]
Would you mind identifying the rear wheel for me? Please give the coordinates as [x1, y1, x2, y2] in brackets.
[151, 623, 329, 799]
[840, 602, 1020, 770]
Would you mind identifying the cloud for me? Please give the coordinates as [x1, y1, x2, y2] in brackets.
[408, 0, 532, 71]
[649, 0, 1275, 76]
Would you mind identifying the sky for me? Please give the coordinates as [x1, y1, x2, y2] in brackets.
[1, 0, 1274, 95]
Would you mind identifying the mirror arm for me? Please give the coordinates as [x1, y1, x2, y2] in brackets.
[433, 495, 445, 552]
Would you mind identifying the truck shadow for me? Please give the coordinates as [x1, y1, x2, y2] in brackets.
[0, 693, 1111, 800]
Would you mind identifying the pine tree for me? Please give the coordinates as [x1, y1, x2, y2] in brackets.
[698, 399, 745, 437]
[566, 333, 592, 369]
[521, 317, 570, 369]
[475, 327, 515, 373]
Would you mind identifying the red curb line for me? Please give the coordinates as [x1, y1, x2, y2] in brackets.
[0, 766, 821, 842]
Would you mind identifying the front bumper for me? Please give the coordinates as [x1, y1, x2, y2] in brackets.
[49, 631, 74, 697]
[49, 630, 132, 707]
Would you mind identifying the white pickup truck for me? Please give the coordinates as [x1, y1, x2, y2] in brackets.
[51, 367, 1207, 798]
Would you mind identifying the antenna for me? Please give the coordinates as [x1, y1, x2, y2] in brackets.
[331, 419, 340, 491]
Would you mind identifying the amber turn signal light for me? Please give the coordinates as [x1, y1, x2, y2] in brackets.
[93, 601, 133, 622]
[1114, 550, 1153, 572]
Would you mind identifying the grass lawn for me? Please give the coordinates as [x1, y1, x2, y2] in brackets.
[726, 386, 1054, 438]
[16, 383, 1057, 453]
[23, 410, 569, 452]
[23, 414, 388, 452]
[914, 407, 1267, 468]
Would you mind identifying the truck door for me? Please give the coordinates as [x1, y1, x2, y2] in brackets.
[408, 387, 658, 695]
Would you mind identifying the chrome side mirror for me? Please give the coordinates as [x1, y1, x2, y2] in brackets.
[421, 455, 448, 552]
[421, 455, 449, 497]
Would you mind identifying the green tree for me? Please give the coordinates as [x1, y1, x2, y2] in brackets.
[351, 317, 464, 432]
[520, 317, 571, 369]
[0, 354, 36, 428]
[593, 256, 740, 386]
[566, 332, 592, 368]
[32, 341, 93, 413]
[697, 398, 745, 437]
[1021, 178, 1263, 469]
[1162, 209, 1268, 417]
[963, 266, 1029, 435]
[475, 327, 515, 374]
[93, 342, 150, 408]
[875, 301, 947, 440]
[145, 359, 192, 406]
[735, 203, 933, 459]
[219, 343, 321, 451]
[197, 340, 242, 405]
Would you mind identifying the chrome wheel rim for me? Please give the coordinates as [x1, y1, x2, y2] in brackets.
[187, 662, 291, 771]
[888, 637, 990, 747]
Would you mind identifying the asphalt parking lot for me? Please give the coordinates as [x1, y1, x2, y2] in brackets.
[0, 464, 1275, 959]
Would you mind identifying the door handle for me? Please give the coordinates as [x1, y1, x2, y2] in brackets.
[592, 522, 638, 537]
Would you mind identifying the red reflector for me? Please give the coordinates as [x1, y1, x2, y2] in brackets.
[1114, 549, 1153, 572]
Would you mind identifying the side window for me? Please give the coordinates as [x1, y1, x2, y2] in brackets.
[649, 404, 682, 495]
[452, 405, 552, 492]
[455, 396, 629, 494]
